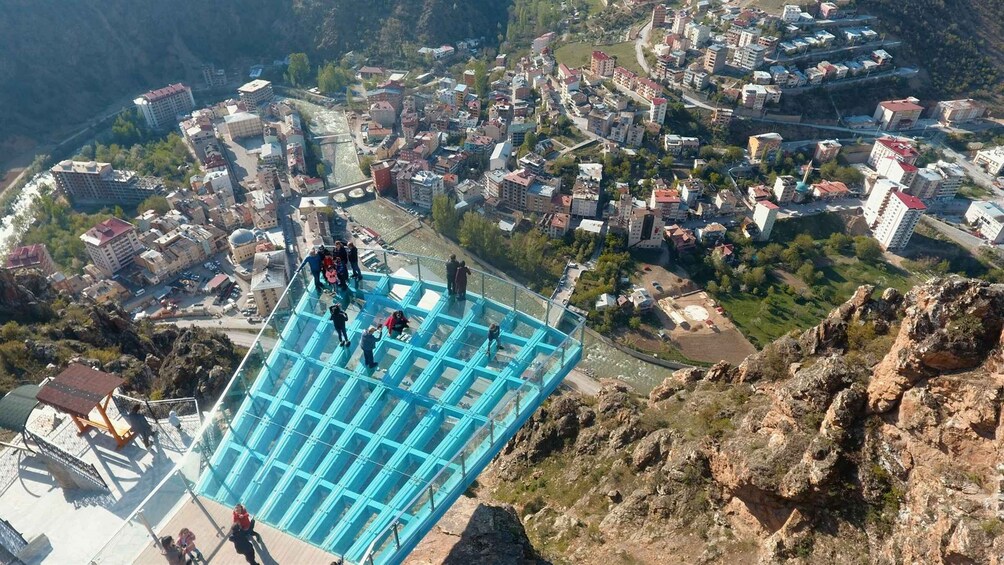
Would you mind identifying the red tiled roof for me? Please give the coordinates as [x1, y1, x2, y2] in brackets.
[83, 218, 135, 245]
[893, 191, 926, 210]
[141, 83, 189, 103]
[592, 51, 611, 61]
[759, 201, 779, 209]
[881, 99, 923, 112]
[652, 189, 680, 203]
[6, 244, 48, 269]
[876, 137, 919, 158]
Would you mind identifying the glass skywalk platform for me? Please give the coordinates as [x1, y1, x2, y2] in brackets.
[88, 251, 584, 565]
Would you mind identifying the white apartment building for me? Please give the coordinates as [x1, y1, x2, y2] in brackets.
[685, 22, 711, 47]
[134, 83, 195, 130]
[203, 169, 236, 206]
[773, 175, 796, 204]
[872, 191, 925, 251]
[410, 170, 445, 209]
[80, 218, 144, 275]
[973, 146, 1004, 176]
[238, 80, 274, 109]
[965, 201, 1004, 244]
[868, 136, 919, 168]
[223, 112, 263, 140]
[628, 207, 665, 249]
[935, 99, 985, 126]
[649, 97, 668, 125]
[734, 44, 767, 72]
[928, 161, 965, 199]
[753, 200, 779, 241]
[248, 189, 278, 230]
[863, 179, 906, 227]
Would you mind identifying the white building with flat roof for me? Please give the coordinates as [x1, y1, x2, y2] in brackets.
[80, 218, 144, 275]
[974, 146, 1004, 176]
[965, 201, 1004, 244]
[238, 79, 274, 109]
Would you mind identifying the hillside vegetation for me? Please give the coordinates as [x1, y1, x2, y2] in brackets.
[0, 0, 510, 141]
[860, 0, 1004, 103]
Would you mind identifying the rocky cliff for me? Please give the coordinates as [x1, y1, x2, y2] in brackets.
[479, 277, 1004, 564]
[0, 269, 242, 403]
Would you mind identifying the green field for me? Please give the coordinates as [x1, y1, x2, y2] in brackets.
[718, 258, 917, 348]
[696, 214, 920, 347]
[554, 41, 644, 75]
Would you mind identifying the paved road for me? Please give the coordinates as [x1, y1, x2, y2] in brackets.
[919, 215, 986, 252]
[635, 19, 653, 75]
[161, 318, 265, 331]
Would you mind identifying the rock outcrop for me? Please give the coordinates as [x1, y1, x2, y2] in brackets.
[484, 277, 1004, 564]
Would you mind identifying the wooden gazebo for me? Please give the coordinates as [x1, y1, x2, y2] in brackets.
[36, 364, 136, 450]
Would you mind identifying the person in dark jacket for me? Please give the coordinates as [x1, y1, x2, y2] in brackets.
[330, 304, 349, 347]
[303, 249, 323, 292]
[361, 326, 382, 369]
[384, 310, 410, 337]
[455, 260, 471, 300]
[125, 404, 157, 449]
[160, 536, 187, 565]
[333, 241, 348, 264]
[445, 255, 459, 296]
[347, 242, 362, 280]
[334, 258, 349, 290]
[487, 323, 503, 356]
[228, 525, 258, 565]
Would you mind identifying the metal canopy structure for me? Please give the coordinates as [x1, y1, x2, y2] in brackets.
[196, 263, 584, 564]
[36, 364, 136, 450]
[0, 384, 40, 436]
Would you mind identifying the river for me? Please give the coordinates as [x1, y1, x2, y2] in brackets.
[0, 172, 52, 256]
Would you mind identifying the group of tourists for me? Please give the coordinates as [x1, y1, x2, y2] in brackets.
[159, 503, 262, 564]
[444, 254, 472, 300]
[303, 241, 362, 294]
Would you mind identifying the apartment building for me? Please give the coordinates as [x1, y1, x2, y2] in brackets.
[752, 200, 779, 241]
[748, 132, 783, 163]
[663, 135, 700, 157]
[868, 136, 919, 168]
[628, 207, 665, 249]
[872, 191, 925, 251]
[649, 189, 687, 222]
[772, 175, 796, 204]
[973, 146, 1004, 176]
[51, 160, 159, 206]
[251, 250, 289, 317]
[409, 170, 445, 210]
[873, 98, 923, 130]
[591, 51, 615, 77]
[80, 218, 144, 275]
[649, 97, 668, 125]
[814, 139, 842, 164]
[223, 112, 263, 140]
[934, 99, 985, 126]
[5, 244, 55, 275]
[685, 22, 711, 47]
[134, 83, 195, 130]
[238, 79, 274, 109]
[965, 201, 1004, 244]
[734, 44, 767, 72]
[247, 189, 278, 230]
[704, 44, 727, 74]
[501, 169, 535, 211]
[571, 181, 601, 218]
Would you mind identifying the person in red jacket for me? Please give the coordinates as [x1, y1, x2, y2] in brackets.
[384, 310, 410, 337]
[232, 503, 262, 542]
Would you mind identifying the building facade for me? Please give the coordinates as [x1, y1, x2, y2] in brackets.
[134, 83, 195, 130]
[238, 80, 274, 109]
[51, 160, 159, 207]
[80, 218, 144, 275]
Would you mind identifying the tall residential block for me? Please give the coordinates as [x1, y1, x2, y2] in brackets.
[80, 218, 144, 275]
[50, 160, 159, 207]
[134, 83, 195, 130]
[753, 200, 779, 241]
[238, 80, 275, 109]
